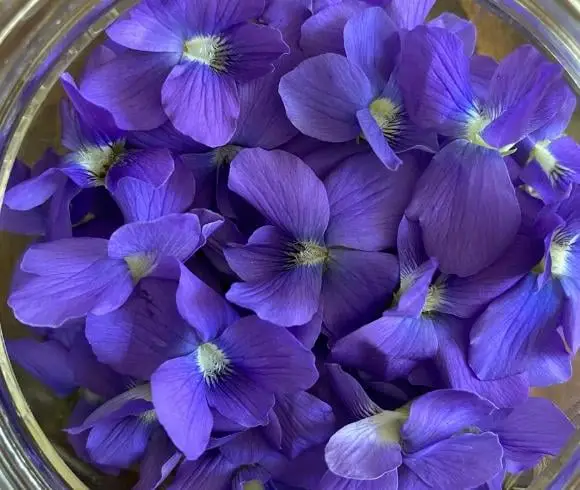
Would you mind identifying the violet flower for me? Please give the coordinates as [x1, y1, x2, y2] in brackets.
[321, 366, 503, 489]
[82, 0, 289, 147]
[280, 7, 438, 169]
[85, 269, 319, 460]
[223, 147, 419, 335]
[470, 189, 580, 380]
[8, 212, 215, 327]
[332, 218, 533, 407]
[399, 27, 567, 276]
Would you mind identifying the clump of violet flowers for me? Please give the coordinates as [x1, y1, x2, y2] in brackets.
[2, 0, 578, 489]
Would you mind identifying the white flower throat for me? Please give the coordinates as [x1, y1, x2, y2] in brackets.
[369, 97, 403, 142]
[550, 229, 578, 277]
[197, 343, 232, 383]
[184, 35, 230, 72]
[75, 140, 126, 186]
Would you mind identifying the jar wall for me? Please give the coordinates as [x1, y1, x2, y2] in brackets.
[0, 1, 578, 488]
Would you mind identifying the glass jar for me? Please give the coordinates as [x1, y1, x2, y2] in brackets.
[0, 1, 578, 488]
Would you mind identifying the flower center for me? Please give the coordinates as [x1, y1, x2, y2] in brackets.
[213, 144, 243, 166]
[550, 229, 578, 277]
[243, 481, 265, 490]
[289, 241, 329, 267]
[125, 253, 156, 283]
[466, 113, 515, 155]
[75, 140, 126, 186]
[529, 140, 571, 183]
[184, 35, 230, 72]
[369, 97, 402, 142]
[422, 284, 443, 314]
[139, 409, 157, 424]
[197, 343, 231, 383]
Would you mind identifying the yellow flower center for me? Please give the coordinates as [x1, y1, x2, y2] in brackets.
[184, 35, 230, 72]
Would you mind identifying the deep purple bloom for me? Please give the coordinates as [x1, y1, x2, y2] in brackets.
[332, 218, 532, 407]
[280, 7, 438, 169]
[8, 213, 213, 327]
[86, 269, 318, 460]
[399, 28, 567, 276]
[82, 0, 289, 147]
[2, 151, 80, 240]
[321, 367, 503, 489]
[224, 148, 414, 336]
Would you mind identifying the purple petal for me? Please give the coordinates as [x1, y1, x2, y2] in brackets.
[332, 313, 438, 378]
[134, 430, 181, 490]
[229, 148, 329, 240]
[485, 397, 574, 471]
[151, 355, 213, 460]
[440, 233, 545, 318]
[343, 7, 398, 90]
[397, 466, 431, 490]
[300, 2, 366, 56]
[385, 0, 435, 29]
[108, 213, 203, 264]
[324, 152, 419, 250]
[9, 240, 133, 327]
[279, 54, 373, 142]
[404, 432, 503, 489]
[321, 249, 399, 339]
[407, 140, 521, 277]
[234, 71, 298, 149]
[219, 427, 276, 466]
[428, 13, 476, 56]
[85, 278, 198, 378]
[319, 470, 398, 490]
[274, 392, 335, 458]
[4, 167, 67, 211]
[398, 26, 476, 137]
[325, 411, 404, 479]
[6, 339, 76, 397]
[168, 452, 236, 490]
[531, 80, 577, 141]
[176, 263, 238, 342]
[218, 316, 319, 393]
[288, 311, 322, 349]
[434, 318, 530, 408]
[225, 226, 323, 327]
[401, 389, 495, 452]
[227, 23, 289, 81]
[162, 63, 239, 148]
[395, 259, 438, 316]
[523, 326, 572, 387]
[81, 50, 177, 130]
[482, 46, 563, 148]
[86, 416, 154, 469]
[128, 120, 208, 154]
[180, 0, 265, 32]
[470, 55, 498, 100]
[397, 217, 428, 279]
[356, 108, 401, 170]
[469, 275, 564, 379]
[300, 139, 370, 180]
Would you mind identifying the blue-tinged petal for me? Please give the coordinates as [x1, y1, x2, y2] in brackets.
[180, 0, 265, 33]
[526, 327, 572, 387]
[4, 167, 68, 211]
[85, 278, 198, 379]
[9, 239, 134, 327]
[403, 432, 503, 489]
[274, 392, 335, 458]
[319, 469, 398, 489]
[325, 411, 404, 479]
[6, 339, 76, 397]
[397, 217, 427, 281]
[134, 430, 181, 490]
[406, 140, 521, 277]
[469, 274, 564, 380]
[434, 318, 529, 408]
[356, 108, 401, 170]
[81, 50, 178, 131]
[397, 465, 432, 490]
[401, 389, 495, 452]
[279, 54, 374, 142]
[228, 148, 330, 240]
[332, 312, 438, 380]
[428, 13, 476, 56]
[440, 233, 544, 318]
[300, 1, 366, 56]
[128, 120, 208, 154]
[481, 45, 564, 149]
[324, 152, 419, 250]
[529, 80, 577, 141]
[395, 259, 438, 317]
[343, 7, 398, 91]
[398, 26, 476, 138]
[470, 55, 498, 101]
[167, 452, 237, 490]
[321, 249, 399, 339]
[162, 63, 239, 148]
[300, 139, 370, 180]
[288, 311, 322, 349]
[151, 354, 213, 460]
[384, 0, 435, 30]
[484, 398, 574, 472]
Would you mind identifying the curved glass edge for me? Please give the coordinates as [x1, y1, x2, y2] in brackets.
[0, 0, 578, 489]
[0, 1, 132, 488]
